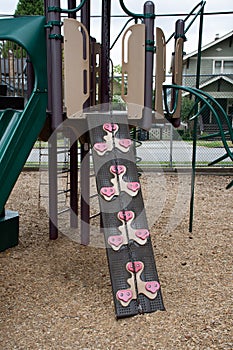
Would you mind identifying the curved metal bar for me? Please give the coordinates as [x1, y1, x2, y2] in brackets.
[189, 87, 233, 142]
[163, 84, 233, 161]
[226, 180, 233, 189]
[184, 1, 206, 34]
[119, 0, 155, 19]
[188, 99, 206, 120]
[61, 0, 87, 14]
[110, 17, 135, 50]
[163, 87, 179, 115]
[166, 1, 206, 44]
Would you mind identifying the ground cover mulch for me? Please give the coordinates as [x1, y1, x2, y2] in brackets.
[0, 171, 232, 349]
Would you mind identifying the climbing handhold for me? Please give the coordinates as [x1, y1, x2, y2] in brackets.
[135, 229, 150, 240]
[127, 182, 140, 192]
[118, 210, 134, 222]
[108, 235, 123, 248]
[127, 261, 143, 273]
[118, 139, 132, 149]
[93, 142, 108, 153]
[103, 123, 118, 132]
[100, 186, 116, 200]
[110, 165, 126, 175]
[145, 281, 160, 294]
[116, 289, 133, 303]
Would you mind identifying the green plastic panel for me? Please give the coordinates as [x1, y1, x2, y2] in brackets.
[0, 16, 48, 214]
[0, 16, 47, 90]
[0, 210, 19, 252]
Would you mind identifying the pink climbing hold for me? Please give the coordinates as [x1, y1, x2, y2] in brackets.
[108, 235, 123, 247]
[135, 229, 150, 240]
[100, 187, 116, 198]
[118, 210, 134, 222]
[103, 123, 118, 132]
[110, 165, 126, 175]
[93, 142, 108, 153]
[145, 281, 160, 294]
[116, 289, 133, 303]
[127, 182, 140, 192]
[127, 261, 143, 273]
[118, 139, 132, 149]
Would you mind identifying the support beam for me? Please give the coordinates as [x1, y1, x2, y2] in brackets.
[80, 0, 91, 241]
[80, 142, 90, 245]
[142, 1, 155, 130]
[100, 0, 111, 107]
[46, 0, 63, 239]
[68, 0, 79, 229]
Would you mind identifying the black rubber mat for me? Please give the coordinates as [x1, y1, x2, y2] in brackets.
[87, 113, 165, 318]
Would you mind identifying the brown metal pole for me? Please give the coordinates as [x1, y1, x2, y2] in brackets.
[100, 0, 111, 108]
[141, 1, 155, 131]
[47, 0, 63, 239]
[80, 0, 91, 245]
[67, 0, 79, 229]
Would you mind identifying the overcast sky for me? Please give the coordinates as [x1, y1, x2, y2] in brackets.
[1, 0, 232, 70]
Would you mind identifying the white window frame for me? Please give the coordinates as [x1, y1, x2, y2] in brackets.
[213, 59, 233, 74]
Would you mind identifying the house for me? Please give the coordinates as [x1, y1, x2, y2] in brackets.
[182, 31, 233, 131]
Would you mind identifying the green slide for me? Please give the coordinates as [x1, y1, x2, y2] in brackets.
[0, 16, 47, 250]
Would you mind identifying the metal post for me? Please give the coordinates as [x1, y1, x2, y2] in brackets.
[80, 0, 91, 242]
[48, 133, 58, 240]
[189, 5, 204, 233]
[169, 123, 173, 169]
[44, 0, 52, 113]
[67, 0, 79, 229]
[170, 19, 185, 128]
[80, 142, 90, 245]
[141, 1, 155, 130]
[100, 0, 111, 108]
[46, 0, 64, 239]
[48, 0, 63, 130]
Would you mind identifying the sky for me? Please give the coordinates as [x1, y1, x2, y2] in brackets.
[0, 0, 232, 71]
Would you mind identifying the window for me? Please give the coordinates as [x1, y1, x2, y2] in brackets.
[223, 61, 233, 74]
[214, 60, 233, 74]
[214, 60, 221, 74]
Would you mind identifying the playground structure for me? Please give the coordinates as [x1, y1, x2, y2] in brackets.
[0, 1, 232, 318]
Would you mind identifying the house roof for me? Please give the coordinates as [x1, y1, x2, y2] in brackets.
[182, 74, 233, 96]
[183, 30, 233, 61]
[199, 75, 233, 89]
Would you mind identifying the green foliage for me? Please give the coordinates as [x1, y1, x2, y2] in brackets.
[14, 0, 44, 16]
[0, 41, 26, 59]
[112, 94, 126, 111]
[113, 64, 122, 75]
[180, 97, 195, 122]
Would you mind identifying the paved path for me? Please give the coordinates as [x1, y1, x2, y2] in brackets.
[27, 141, 233, 167]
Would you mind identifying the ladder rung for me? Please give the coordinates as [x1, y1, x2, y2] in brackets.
[57, 190, 70, 195]
[90, 193, 98, 199]
[90, 212, 101, 220]
[58, 208, 70, 215]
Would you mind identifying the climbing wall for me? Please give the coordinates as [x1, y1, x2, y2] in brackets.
[88, 114, 164, 318]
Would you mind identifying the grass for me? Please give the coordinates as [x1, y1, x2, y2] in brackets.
[186, 140, 233, 148]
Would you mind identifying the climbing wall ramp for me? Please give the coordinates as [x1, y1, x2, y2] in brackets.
[87, 114, 164, 318]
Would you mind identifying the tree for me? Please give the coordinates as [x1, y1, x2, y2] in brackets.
[180, 96, 195, 123]
[14, 0, 44, 16]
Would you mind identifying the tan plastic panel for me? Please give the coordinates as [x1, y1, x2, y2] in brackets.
[91, 42, 101, 106]
[121, 24, 145, 119]
[155, 27, 166, 119]
[64, 19, 90, 118]
[172, 37, 184, 119]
